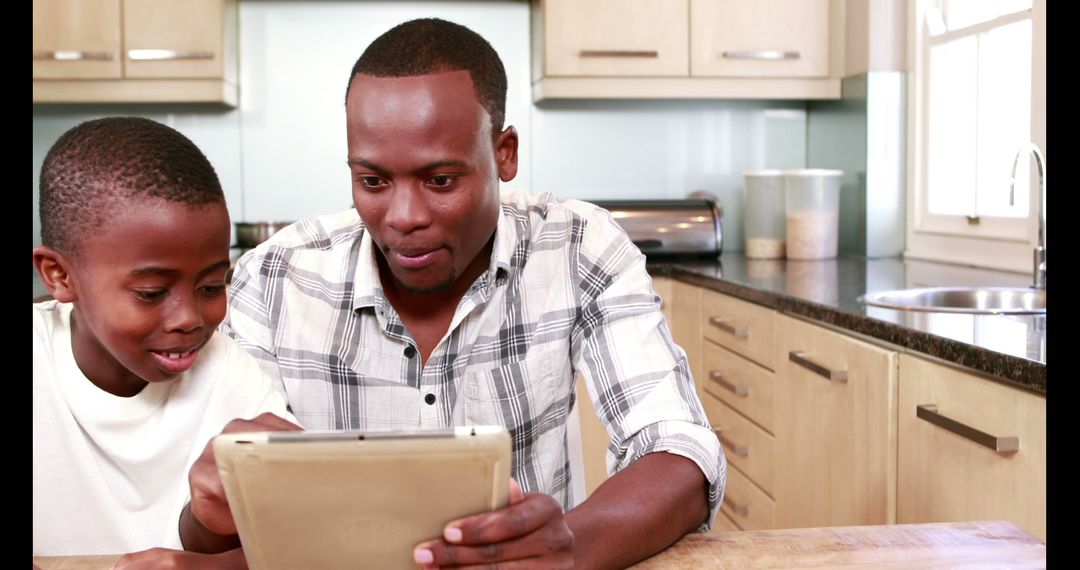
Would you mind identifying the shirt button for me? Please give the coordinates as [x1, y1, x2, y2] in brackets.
[424, 393, 436, 405]
[404, 346, 417, 358]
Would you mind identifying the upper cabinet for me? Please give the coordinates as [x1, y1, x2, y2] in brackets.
[33, 0, 238, 106]
[530, 0, 843, 101]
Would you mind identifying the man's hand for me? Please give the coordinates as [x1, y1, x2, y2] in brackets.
[182, 412, 302, 552]
[412, 479, 574, 569]
[113, 547, 246, 569]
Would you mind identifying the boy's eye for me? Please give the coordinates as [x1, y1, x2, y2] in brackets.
[200, 283, 226, 296]
[133, 289, 167, 301]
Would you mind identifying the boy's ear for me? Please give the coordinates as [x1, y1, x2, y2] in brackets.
[33, 245, 77, 303]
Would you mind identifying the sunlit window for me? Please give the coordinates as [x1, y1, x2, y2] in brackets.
[923, 0, 1033, 220]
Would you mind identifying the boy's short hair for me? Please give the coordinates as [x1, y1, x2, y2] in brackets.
[39, 116, 225, 257]
[346, 18, 508, 136]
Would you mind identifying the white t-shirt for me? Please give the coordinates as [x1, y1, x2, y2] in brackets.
[33, 301, 296, 556]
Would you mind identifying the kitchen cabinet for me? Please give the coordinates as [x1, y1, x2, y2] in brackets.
[33, 0, 238, 105]
[696, 288, 779, 529]
[772, 313, 898, 528]
[530, 0, 843, 101]
[896, 354, 1046, 541]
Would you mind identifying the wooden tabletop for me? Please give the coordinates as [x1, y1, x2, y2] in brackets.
[34, 520, 1044, 569]
[632, 520, 1045, 569]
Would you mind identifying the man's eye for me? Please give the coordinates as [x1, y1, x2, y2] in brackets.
[357, 176, 385, 189]
[428, 175, 454, 188]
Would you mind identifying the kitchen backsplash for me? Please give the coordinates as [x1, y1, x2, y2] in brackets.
[32, 1, 822, 297]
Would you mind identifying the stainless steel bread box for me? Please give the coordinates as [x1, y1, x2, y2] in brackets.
[592, 194, 723, 258]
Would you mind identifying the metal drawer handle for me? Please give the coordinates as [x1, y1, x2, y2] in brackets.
[712, 427, 749, 457]
[722, 50, 800, 60]
[723, 495, 749, 516]
[709, 371, 749, 396]
[579, 49, 659, 58]
[788, 351, 848, 382]
[708, 316, 749, 338]
[916, 404, 1020, 454]
[128, 49, 215, 61]
[33, 50, 113, 61]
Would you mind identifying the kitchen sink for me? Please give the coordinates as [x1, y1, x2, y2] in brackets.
[857, 287, 1045, 315]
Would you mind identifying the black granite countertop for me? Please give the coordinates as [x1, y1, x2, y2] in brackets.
[649, 253, 1046, 395]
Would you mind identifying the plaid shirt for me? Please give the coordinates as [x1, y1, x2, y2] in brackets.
[223, 190, 724, 525]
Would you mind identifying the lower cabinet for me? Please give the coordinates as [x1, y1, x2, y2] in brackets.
[896, 354, 1046, 540]
[584, 278, 1045, 542]
[772, 313, 898, 528]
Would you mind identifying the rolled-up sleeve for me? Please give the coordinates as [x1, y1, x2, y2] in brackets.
[570, 206, 726, 531]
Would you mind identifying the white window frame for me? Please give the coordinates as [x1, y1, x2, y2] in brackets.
[905, 0, 1045, 274]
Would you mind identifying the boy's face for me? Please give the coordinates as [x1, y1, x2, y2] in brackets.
[66, 199, 231, 396]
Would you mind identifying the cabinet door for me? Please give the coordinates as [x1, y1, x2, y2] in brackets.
[773, 314, 897, 528]
[33, 0, 122, 79]
[123, 0, 226, 79]
[690, 0, 830, 78]
[542, 0, 689, 77]
[668, 280, 704, 400]
[897, 355, 1046, 541]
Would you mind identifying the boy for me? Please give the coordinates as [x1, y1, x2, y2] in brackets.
[33, 117, 297, 557]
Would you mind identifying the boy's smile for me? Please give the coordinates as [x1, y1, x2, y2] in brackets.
[65, 199, 231, 397]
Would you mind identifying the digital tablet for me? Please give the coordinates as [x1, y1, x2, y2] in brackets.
[213, 425, 511, 570]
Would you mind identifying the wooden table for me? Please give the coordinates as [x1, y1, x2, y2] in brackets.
[34, 520, 1045, 569]
[633, 520, 1045, 569]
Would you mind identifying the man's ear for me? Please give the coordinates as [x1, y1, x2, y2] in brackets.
[494, 125, 519, 183]
[33, 245, 77, 303]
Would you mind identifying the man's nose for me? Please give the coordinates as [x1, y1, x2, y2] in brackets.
[384, 183, 433, 234]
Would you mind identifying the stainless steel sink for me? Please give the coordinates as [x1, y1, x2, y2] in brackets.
[858, 287, 1045, 315]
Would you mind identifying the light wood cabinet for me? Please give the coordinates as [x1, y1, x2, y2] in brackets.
[33, 0, 238, 105]
[530, 0, 842, 100]
[538, 0, 688, 78]
[690, 0, 831, 78]
[668, 279, 704, 401]
[773, 313, 898, 528]
[897, 354, 1046, 541]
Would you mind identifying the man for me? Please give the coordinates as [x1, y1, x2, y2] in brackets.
[175, 17, 724, 569]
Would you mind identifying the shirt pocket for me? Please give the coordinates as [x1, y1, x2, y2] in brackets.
[462, 348, 570, 494]
[463, 348, 562, 429]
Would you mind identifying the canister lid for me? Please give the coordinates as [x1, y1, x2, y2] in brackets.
[743, 169, 785, 177]
[783, 168, 844, 177]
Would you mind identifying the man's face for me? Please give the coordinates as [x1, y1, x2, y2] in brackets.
[345, 70, 518, 294]
[65, 200, 231, 396]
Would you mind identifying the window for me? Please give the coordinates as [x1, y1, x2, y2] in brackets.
[907, 0, 1045, 273]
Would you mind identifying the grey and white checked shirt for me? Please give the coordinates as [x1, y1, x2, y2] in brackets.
[223, 190, 725, 527]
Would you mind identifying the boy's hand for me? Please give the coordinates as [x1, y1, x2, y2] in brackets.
[113, 546, 246, 569]
[412, 478, 575, 569]
[183, 412, 302, 551]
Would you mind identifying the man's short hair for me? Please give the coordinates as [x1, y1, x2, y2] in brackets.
[39, 116, 225, 256]
[346, 18, 508, 136]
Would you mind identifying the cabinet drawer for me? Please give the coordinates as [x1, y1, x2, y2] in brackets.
[897, 355, 1046, 540]
[701, 289, 775, 369]
[702, 341, 774, 432]
[721, 464, 775, 531]
[701, 392, 774, 496]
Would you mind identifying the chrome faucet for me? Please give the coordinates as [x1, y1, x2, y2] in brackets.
[1009, 142, 1046, 290]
